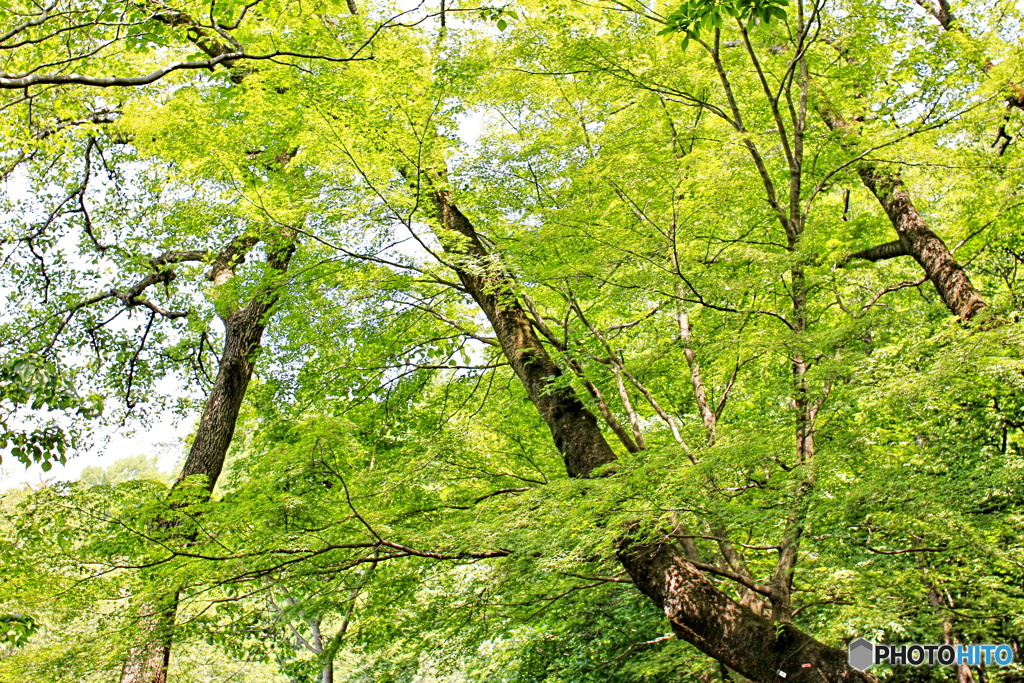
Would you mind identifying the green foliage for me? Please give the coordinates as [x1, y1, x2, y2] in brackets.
[479, 6, 519, 31]
[660, 0, 790, 48]
[0, 614, 39, 649]
[79, 454, 170, 486]
[2, 0, 1024, 679]
[0, 356, 101, 468]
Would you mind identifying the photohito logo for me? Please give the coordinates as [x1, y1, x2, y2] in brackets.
[848, 639, 1015, 671]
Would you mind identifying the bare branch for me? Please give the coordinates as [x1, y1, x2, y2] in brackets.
[0, 51, 371, 90]
[840, 240, 909, 265]
[689, 560, 773, 597]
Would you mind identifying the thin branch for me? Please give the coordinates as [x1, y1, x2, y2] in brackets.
[0, 50, 372, 89]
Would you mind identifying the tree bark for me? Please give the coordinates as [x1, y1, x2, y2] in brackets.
[853, 163, 986, 321]
[818, 103, 986, 321]
[618, 533, 873, 683]
[119, 234, 296, 683]
[522, 294, 642, 453]
[432, 189, 617, 478]
[119, 591, 178, 683]
[119, 644, 169, 683]
[844, 240, 908, 264]
[429, 187, 876, 683]
[176, 283, 287, 490]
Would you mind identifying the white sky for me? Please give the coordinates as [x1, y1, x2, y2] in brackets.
[0, 367, 195, 488]
[0, 416, 192, 489]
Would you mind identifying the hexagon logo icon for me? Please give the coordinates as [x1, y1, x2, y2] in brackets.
[848, 638, 875, 671]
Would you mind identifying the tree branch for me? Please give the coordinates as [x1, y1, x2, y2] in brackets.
[0, 51, 371, 89]
[840, 240, 909, 265]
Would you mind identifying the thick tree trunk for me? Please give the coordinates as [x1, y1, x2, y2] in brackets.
[119, 590, 179, 683]
[119, 647, 169, 683]
[815, 0, 989, 322]
[119, 236, 295, 683]
[853, 163, 986, 321]
[176, 295, 281, 489]
[429, 188, 875, 683]
[618, 535, 872, 683]
[818, 104, 986, 321]
[432, 190, 617, 478]
[119, 611, 172, 683]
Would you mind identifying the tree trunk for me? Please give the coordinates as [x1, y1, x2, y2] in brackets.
[119, 236, 296, 683]
[119, 590, 179, 683]
[618, 534, 872, 683]
[119, 646, 169, 683]
[853, 163, 986, 321]
[817, 103, 986, 321]
[175, 294, 282, 490]
[432, 190, 617, 478]
[429, 187, 875, 683]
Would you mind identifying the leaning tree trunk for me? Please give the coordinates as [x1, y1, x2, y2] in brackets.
[428, 187, 876, 683]
[818, 99, 986, 322]
[175, 291, 284, 490]
[811, 3, 989, 322]
[432, 191, 617, 478]
[618, 533, 872, 683]
[120, 235, 296, 683]
[853, 161, 986, 321]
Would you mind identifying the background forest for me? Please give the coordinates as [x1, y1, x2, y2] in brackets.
[1, 0, 1023, 680]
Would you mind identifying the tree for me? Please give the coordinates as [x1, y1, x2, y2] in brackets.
[2, 0, 1023, 680]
